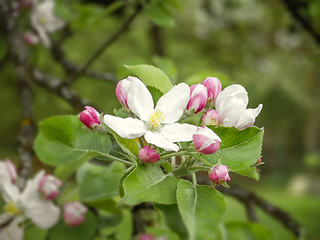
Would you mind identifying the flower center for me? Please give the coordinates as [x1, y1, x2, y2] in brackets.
[4, 201, 20, 216]
[149, 110, 164, 131]
[39, 17, 47, 25]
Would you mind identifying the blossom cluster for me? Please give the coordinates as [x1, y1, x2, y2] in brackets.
[79, 76, 262, 187]
[0, 160, 87, 240]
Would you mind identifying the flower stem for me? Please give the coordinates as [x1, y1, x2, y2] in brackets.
[192, 172, 198, 186]
[98, 153, 134, 165]
[160, 151, 198, 159]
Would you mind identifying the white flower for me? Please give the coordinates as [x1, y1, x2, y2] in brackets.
[104, 78, 197, 152]
[0, 171, 60, 240]
[215, 84, 262, 129]
[30, 0, 65, 47]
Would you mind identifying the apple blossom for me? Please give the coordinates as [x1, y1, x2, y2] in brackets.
[139, 146, 160, 164]
[193, 126, 221, 154]
[79, 106, 101, 129]
[209, 164, 230, 185]
[104, 78, 197, 152]
[202, 109, 220, 126]
[202, 77, 221, 102]
[0, 159, 17, 185]
[186, 84, 208, 114]
[30, 0, 65, 48]
[0, 171, 60, 239]
[115, 77, 136, 109]
[38, 174, 62, 200]
[63, 202, 87, 226]
[215, 84, 262, 129]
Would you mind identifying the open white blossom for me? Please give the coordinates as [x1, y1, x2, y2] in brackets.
[30, 0, 65, 47]
[104, 78, 197, 152]
[215, 84, 262, 129]
[0, 171, 60, 240]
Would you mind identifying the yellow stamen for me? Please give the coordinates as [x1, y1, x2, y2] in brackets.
[39, 17, 47, 24]
[4, 201, 20, 216]
[149, 110, 164, 130]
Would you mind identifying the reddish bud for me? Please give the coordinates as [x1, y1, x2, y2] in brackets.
[202, 77, 222, 102]
[209, 164, 230, 185]
[186, 84, 208, 114]
[193, 126, 221, 154]
[38, 175, 62, 200]
[63, 202, 87, 226]
[79, 106, 100, 129]
[139, 146, 160, 164]
[202, 109, 220, 126]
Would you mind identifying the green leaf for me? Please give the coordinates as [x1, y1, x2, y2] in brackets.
[157, 204, 188, 239]
[116, 210, 132, 240]
[47, 211, 97, 240]
[234, 167, 260, 180]
[201, 127, 264, 171]
[34, 115, 112, 167]
[124, 64, 173, 94]
[225, 222, 275, 240]
[78, 162, 124, 202]
[25, 227, 46, 240]
[176, 180, 226, 240]
[122, 164, 180, 205]
[144, 2, 175, 27]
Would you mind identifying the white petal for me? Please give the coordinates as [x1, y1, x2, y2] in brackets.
[25, 199, 60, 229]
[127, 77, 154, 121]
[0, 162, 11, 184]
[104, 115, 146, 139]
[216, 84, 248, 109]
[21, 171, 45, 202]
[156, 83, 190, 123]
[1, 183, 20, 203]
[161, 123, 197, 142]
[0, 217, 24, 240]
[0, 213, 10, 225]
[217, 96, 245, 127]
[236, 104, 263, 129]
[144, 131, 179, 152]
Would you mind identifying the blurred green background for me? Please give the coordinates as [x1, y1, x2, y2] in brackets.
[1, 0, 319, 239]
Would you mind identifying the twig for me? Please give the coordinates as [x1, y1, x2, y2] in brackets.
[66, 3, 144, 83]
[281, 0, 320, 46]
[0, 0, 34, 186]
[32, 69, 91, 110]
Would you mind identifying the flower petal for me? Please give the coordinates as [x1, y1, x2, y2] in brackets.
[0, 217, 24, 240]
[215, 84, 248, 110]
[156, 83, 190, 123]
[104, 115, 146, 139]
[144, 131, 179, 152]
[1, 183, 20, 203]
[127, 77, 154, 121]
[161, 123, 197, 142]
[236, 104, 263, 129]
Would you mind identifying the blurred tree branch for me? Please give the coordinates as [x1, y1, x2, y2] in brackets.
[281, 0, 320, 46]
[66, 3, 145, 84]
[0, 0, 34, 186]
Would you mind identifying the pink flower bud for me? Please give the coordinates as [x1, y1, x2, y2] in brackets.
[139, 146, 160, 164]
[0, 159, 18, 184]
[38, 174, 62, 200]
[257, 158, 261, 164]
[138, 234, 155, 240]
[193, 126, 221, 154]
[202, 77, 222, 102]
[63, 202, 87, 227]
[209, 164, 230, 185]
[186, 84, 208, 114]
[115, 77, 137, 109]
[79, 106, 100, 129]
[23, 32, 40, 45]
[202, 109, 220, 126]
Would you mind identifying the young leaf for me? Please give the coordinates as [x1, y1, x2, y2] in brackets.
[233, 167, 260, 180]
[176, 180, 226, 240]
[122, 164, 180, 205]
[201, 127, 264, 171]
[124, 64, 173, 94]
[34, 115, 112, 167]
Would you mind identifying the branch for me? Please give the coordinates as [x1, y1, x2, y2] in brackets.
[32, 69, 91, 111]
[66, 3, 144, 83]
[0, 0, 34, 186]
[216, 185, 303, 237]
[281, 0, 320, 46]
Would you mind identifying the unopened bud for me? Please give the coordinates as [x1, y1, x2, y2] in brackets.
[202, 77, 222, 102]
[63, 202, 87, 227]
[0, 160, 17, 184]
[209, 164, 230, 185]
[186, 84, 208, 114]
[139, 146, 160, 164]
[115, 77, 137, 109]
[193, 126, 221, 154]
[202, 109, 220, 126]
[38, 175, 62, 200]
[23, 32, 39, 45]
[79, 106, 100, 129]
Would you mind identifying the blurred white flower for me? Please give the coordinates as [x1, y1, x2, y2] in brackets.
[30, 0, 65, 47]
